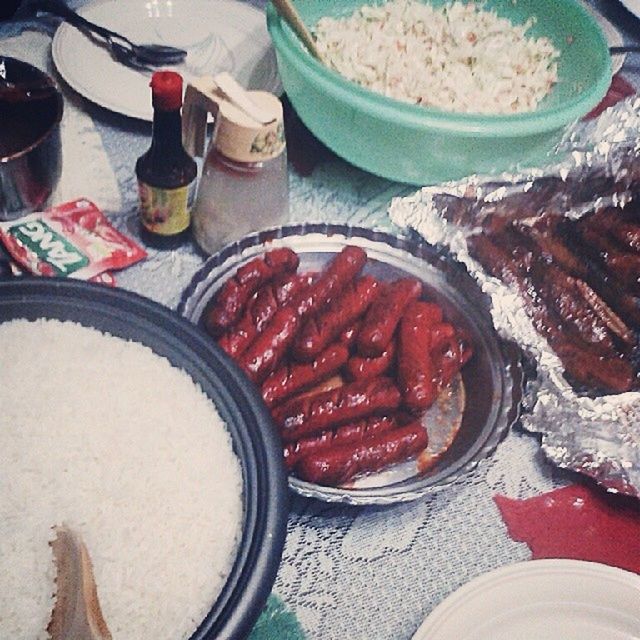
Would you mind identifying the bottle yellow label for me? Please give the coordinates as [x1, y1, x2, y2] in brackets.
[138, 182, 193, 236]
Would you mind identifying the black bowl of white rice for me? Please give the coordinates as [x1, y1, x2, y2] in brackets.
[0, 278, 289, 640]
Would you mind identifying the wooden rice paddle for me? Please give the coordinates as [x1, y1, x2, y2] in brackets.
[48, 524, 112, 640]
[270, 0, 322, 61]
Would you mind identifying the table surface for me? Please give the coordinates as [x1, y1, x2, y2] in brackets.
[2, 1, 639, 638]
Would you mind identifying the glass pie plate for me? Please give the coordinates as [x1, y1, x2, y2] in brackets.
[179, 224, 523, 505]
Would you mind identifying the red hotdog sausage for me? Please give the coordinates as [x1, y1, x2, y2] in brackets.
[429, 322, 456, 353]
[356, 277, 423, 356]
[344, 338, 396, 381]
[273, 376, 402, 442]
[415, 302, 443, 326]
[236, 246, 367, 384]
[218, 273, 309, 359]
[261, 343, 350, 408]
[433, 332, 473, 389]
[295, 421, 428, 486]
[273, 272, 315, 304]
[398, 301, 441, 413]
[283, 415, 399, 469]
[205, 247, 299, 336]
[292, 275, 380, 361]
[238, 307, 301, 384]
[338, 321, 360, 348]
[292, 245, 367, 319]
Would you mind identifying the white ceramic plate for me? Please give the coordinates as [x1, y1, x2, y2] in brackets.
[51, 0, 282, 121]
[412, 559, 640, 640]
[618, 0, 640, 20]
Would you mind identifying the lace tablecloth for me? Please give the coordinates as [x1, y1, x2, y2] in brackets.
[1, 1, 639, 637]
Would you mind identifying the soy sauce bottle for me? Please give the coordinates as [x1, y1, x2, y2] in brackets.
[136, 71, 197, 249]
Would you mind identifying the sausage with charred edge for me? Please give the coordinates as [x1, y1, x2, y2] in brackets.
[344, 338, 396, 381]
[398, 301, 442, 412]
[218, 273, 309, 358]
[293, 245, 368, 319]
[293, 275, 380, 361]
[356, 277, 423, 357]
[294, 421, 428, 486]
[283, 415, 399, 470]
[205, 247, 299, 336]
[262, 343, 350, 408]
[273, 376, 402, 442]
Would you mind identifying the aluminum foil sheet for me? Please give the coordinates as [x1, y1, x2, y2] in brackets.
[389, 96, 640, 498]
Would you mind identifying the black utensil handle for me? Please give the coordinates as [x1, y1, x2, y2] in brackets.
[33, 0, 125, 44]
[610, 45, 640, 55]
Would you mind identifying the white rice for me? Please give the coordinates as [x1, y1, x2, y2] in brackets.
[0, 318, 243, 640]
[314, 0, 560, 114]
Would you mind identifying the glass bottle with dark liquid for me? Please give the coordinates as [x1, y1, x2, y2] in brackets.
[135, 71, 197, 249]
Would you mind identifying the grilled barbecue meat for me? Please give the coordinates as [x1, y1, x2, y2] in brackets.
[468, 222, 638, 395]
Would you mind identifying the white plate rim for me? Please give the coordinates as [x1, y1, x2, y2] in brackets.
[51, 0, 282, 121]
[617, 0, 640, 20]
[412, 559, 640, 640]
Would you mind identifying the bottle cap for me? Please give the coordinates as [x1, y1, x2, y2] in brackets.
[150, 71, 183, 111]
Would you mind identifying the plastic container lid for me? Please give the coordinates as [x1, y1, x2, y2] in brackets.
[214, 91, 285, 163]
[182, 74, 286, 163]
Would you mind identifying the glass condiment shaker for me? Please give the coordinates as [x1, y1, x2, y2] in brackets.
[183, 75, 289, 255]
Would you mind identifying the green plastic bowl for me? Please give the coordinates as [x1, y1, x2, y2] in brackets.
[267, 0, 612, 184]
